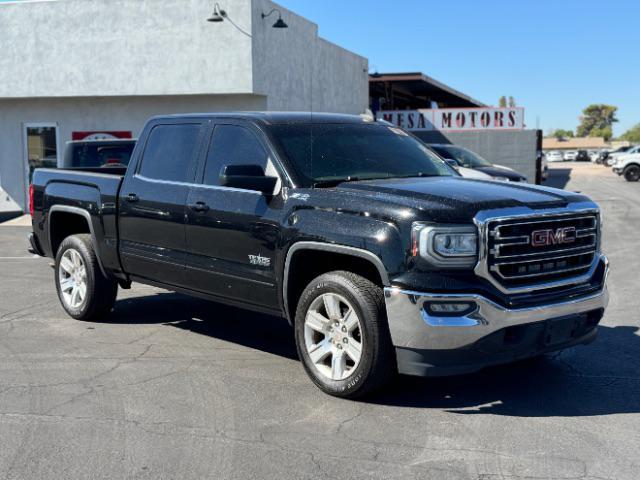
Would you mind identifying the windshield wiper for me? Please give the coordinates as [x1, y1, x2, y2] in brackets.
[312, 176, 360, 188]
[396, 172, 440, 179]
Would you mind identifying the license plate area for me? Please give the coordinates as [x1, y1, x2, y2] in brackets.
[542, 314, 586, 347]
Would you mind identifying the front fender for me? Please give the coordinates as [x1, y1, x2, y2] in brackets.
[284, 208, 407, 278]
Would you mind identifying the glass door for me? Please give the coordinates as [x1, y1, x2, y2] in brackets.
[23, 123, 59, 185]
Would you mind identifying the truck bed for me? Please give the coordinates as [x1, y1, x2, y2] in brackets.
[30, 167, 127, 274]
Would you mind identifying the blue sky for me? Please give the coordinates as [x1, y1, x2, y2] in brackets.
[283, 0, 639, 136]
[3, 0, 636, 135]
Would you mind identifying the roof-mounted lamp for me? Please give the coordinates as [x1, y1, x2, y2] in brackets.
[207, 3, 227, 22]
[261, 8, 288, 28]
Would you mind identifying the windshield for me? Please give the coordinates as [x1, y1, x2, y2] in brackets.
[430, 145, 492, 168]
[270, 123, 454, 187]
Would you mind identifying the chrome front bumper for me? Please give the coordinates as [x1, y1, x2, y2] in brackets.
[384, 256, 609, 352]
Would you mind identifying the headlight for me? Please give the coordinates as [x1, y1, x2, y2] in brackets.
[433, 232, 477, 256]
[412, 224, 478, 267]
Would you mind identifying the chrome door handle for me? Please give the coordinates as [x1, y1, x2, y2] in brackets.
[188, 201, 209, 212]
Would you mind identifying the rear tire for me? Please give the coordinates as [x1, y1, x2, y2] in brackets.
[55, 234, 118, 321]
[294, 271, 396, 399]
[624, 165, 640, 182]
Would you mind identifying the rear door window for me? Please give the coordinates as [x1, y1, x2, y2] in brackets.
[139, 124, 201, 183]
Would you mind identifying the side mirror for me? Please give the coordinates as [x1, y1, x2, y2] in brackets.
[445, 159, 460, 169]
[219, 164, 278, 195]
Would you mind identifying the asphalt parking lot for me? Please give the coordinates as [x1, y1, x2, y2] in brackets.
[0, 162, 638, 480]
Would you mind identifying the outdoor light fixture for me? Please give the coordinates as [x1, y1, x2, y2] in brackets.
[207, 3, 226, 22]
[261, 8, 288, 28]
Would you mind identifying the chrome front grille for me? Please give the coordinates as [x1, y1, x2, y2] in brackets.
[474, 205, 602, 294]
[487, 214, 598, 289]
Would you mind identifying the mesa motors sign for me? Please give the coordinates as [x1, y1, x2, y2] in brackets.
[377, 108, 525, 132]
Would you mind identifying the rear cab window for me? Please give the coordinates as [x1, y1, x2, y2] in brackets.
[64, 142, 135, 168]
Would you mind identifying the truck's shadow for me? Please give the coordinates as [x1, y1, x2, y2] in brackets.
[107, 291, 640, 417]
[373, 324, 640, 417]
[109, 291, 299, 360]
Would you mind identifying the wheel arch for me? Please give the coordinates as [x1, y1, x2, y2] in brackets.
[48, 205, 108, 277]
[282, 241, 390, 325]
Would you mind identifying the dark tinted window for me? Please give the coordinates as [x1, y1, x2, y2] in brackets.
[203, 125, 268, 186]
[139, 124, 200, 182]
[270, 123, 452, 186]
[63, 142, 135, 168]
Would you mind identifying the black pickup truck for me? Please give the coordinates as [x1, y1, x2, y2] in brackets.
[29, 113, 609, 398]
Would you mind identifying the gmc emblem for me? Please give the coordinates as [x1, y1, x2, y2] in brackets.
[531, 227, 576, 247]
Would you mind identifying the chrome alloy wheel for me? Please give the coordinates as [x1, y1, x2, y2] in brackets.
[303, 293, 363, 381]
[58, 248, 87, 309]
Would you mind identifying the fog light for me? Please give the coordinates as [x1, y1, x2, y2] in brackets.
[427, 302, 475, 316]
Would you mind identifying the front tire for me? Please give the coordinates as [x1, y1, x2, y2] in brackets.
[294, 271, 396, 398]
[55, 234, 118, 321]
[624, 165, 640, 182]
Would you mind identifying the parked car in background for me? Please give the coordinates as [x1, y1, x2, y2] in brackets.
[546, 150, 564, 162]
[598, 146, 631, 165]
[450, 164, 494, 180]
[612, 153, 640, 182]
[575, 150, 590, 162]
[563, 150, 578, 161]
[62, 139, 137, 169]
[606, 145, 640, 166]
[428, 144, 527, 182]
[540, 151, 548, 181]
[588, 150, 601, 162]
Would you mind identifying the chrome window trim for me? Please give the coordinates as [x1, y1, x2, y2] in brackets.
[134, 174, 264, 195]
[473, 202, 601, 294]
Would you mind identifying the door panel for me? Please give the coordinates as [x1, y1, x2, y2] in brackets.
[184, 122, 282, 309]
[118, 122, 204, 287]
[119, 176, 190, 286]
[185, 186, 280, 307]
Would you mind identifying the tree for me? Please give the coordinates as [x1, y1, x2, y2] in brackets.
[549, 128, 574, 139]
[576, 104, 618, 137]
[619, 124, 640, 143]
[498, 96, 507, 108]
[508, 96, 516, 107]
[590, 126, 613, 141]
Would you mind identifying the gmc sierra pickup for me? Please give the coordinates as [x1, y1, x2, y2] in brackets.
[29, 113, 609, 398]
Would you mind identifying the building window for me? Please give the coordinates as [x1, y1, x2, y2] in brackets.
[24, 124, 58, 184]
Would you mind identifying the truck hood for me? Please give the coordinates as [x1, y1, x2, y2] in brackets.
[334, 176, 588, 223]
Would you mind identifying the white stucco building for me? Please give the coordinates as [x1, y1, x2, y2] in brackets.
[0, 0, 369, 210]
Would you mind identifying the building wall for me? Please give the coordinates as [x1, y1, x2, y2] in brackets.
[415, 130, 539, 183]
[0, 94, 267, 209]
[0, 0, 368, 114]
[0, 0, 370, 210]
[251, 0, 368, 114]
[0, 0, 255, 97]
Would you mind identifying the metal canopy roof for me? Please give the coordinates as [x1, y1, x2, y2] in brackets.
[369, 72, 485, 109]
